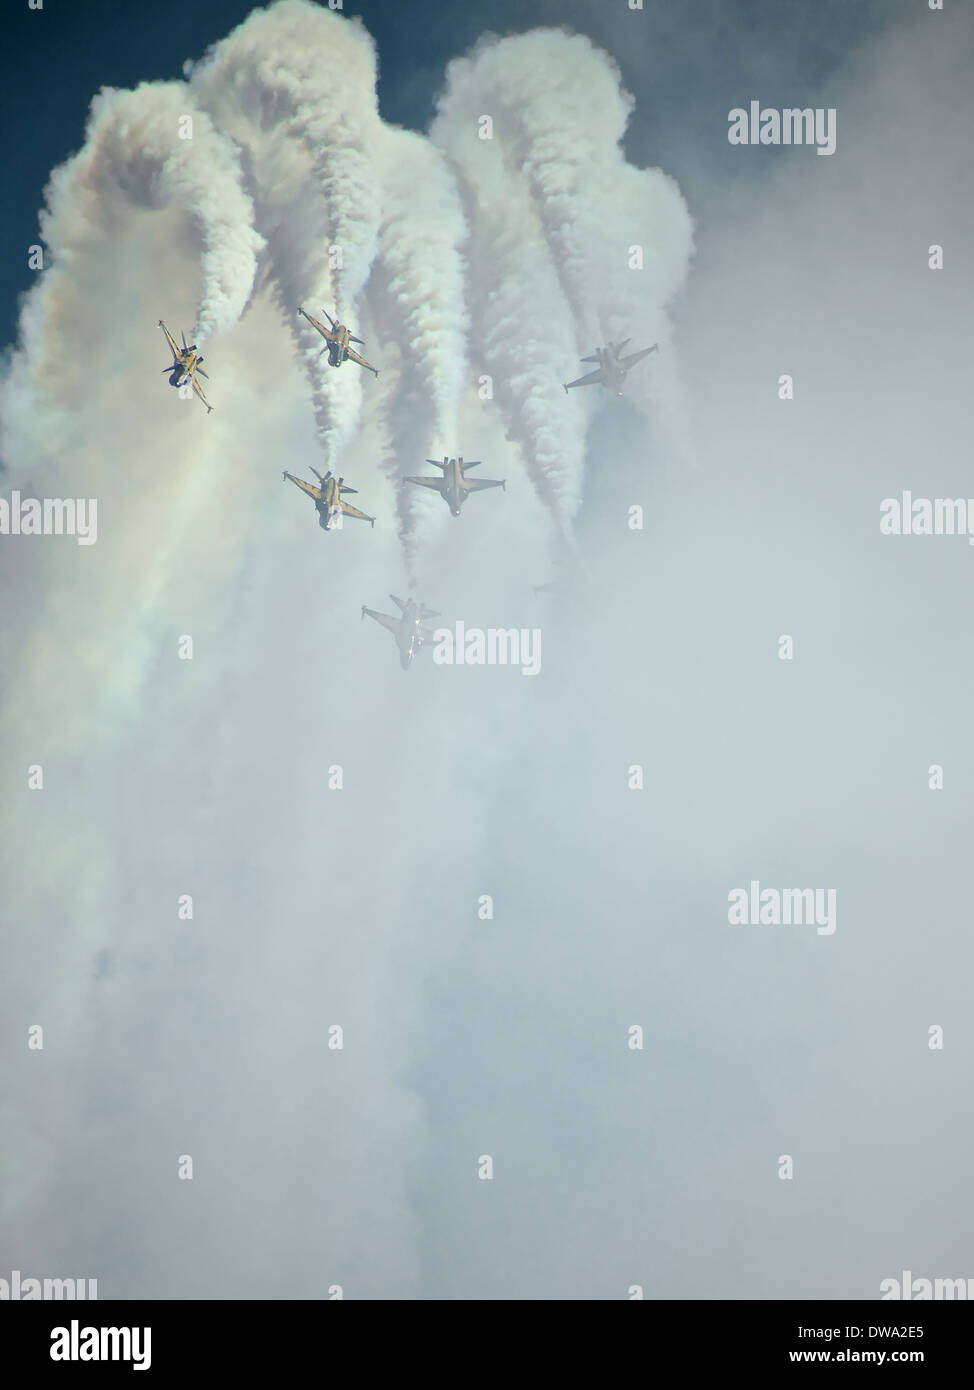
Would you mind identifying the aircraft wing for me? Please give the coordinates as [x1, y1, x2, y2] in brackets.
[406, 477, 447, 495]
[344, 346, 379, 377]
[363, 607, 400, 637]
[620, 343, 658, 370]
[283, 471, 321, 501]
[464, 478, 505, 493]
[158, 320, 180, 361]
[298, 308, 336, 344]
[564, 368, 606, 391]
[191, 376, 213, 413]
[340, 500, 376, 527]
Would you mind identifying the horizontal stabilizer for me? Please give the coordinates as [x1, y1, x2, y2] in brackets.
[580, 352, 600, 363]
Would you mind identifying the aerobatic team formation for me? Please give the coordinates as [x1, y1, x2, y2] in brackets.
[158, 309, 659, 669]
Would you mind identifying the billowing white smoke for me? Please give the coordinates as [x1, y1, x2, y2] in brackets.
[461, 33, 692, 346]
[0, 3, 696, 1291]
[432, 28, 694, 518]
[0, 79, 262, 472]
[189, 0, 384, 469]
[430, 78, 586, 531]
[58, 82, 262, 343]
[367, 126, 470, 569]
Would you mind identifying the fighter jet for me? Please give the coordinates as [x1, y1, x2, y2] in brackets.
[282, 467, 376, 531]
[158, 320, 212, 412]
[563, 340, 658, 396]
[404, 456, 505, 517]
[297, 307, 379, 377]
[361, 595, 440, 671]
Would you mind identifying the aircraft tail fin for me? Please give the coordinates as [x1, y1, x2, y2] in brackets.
[424, 458, 450, 469]
[580, 352, 600, 363]
[390, 594, 407, 612]
[349, 334, 364, 345]
[612, 338, 631, 354]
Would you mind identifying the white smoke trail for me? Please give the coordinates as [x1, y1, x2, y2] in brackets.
[431, 79, 586, 532]
[63, 82, 263, 342]
[190, 0, 384, 469]
[468, 31, 694, 451]
[366, 126, 471, 573]
[0, 79, 263, 479]
[432, 29, 695, 516]
[0, 107, 266, 1230]
[452, 32, 692, 340]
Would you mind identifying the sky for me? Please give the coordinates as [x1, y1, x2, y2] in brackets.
[1, 0, 972, 1300]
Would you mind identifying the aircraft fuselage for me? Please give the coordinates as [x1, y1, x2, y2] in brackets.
[445, 459, 465, 514]
[317, 478, 342, 529]
[169, 349, 201, 387]
[400, 618, 424, 667]
[328, 325, 351, 366]
[599, 349, 626, 394]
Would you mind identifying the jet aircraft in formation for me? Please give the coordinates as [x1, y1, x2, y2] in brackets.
[361, 595, 440, 670]
[564, 340, 657, 396]
[297, 307, 379, 377]
[156, 310, 657, 666]
[405, 457, 506, 517]
[282, 468, 376, 530]
[158, 320, 213, 412]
